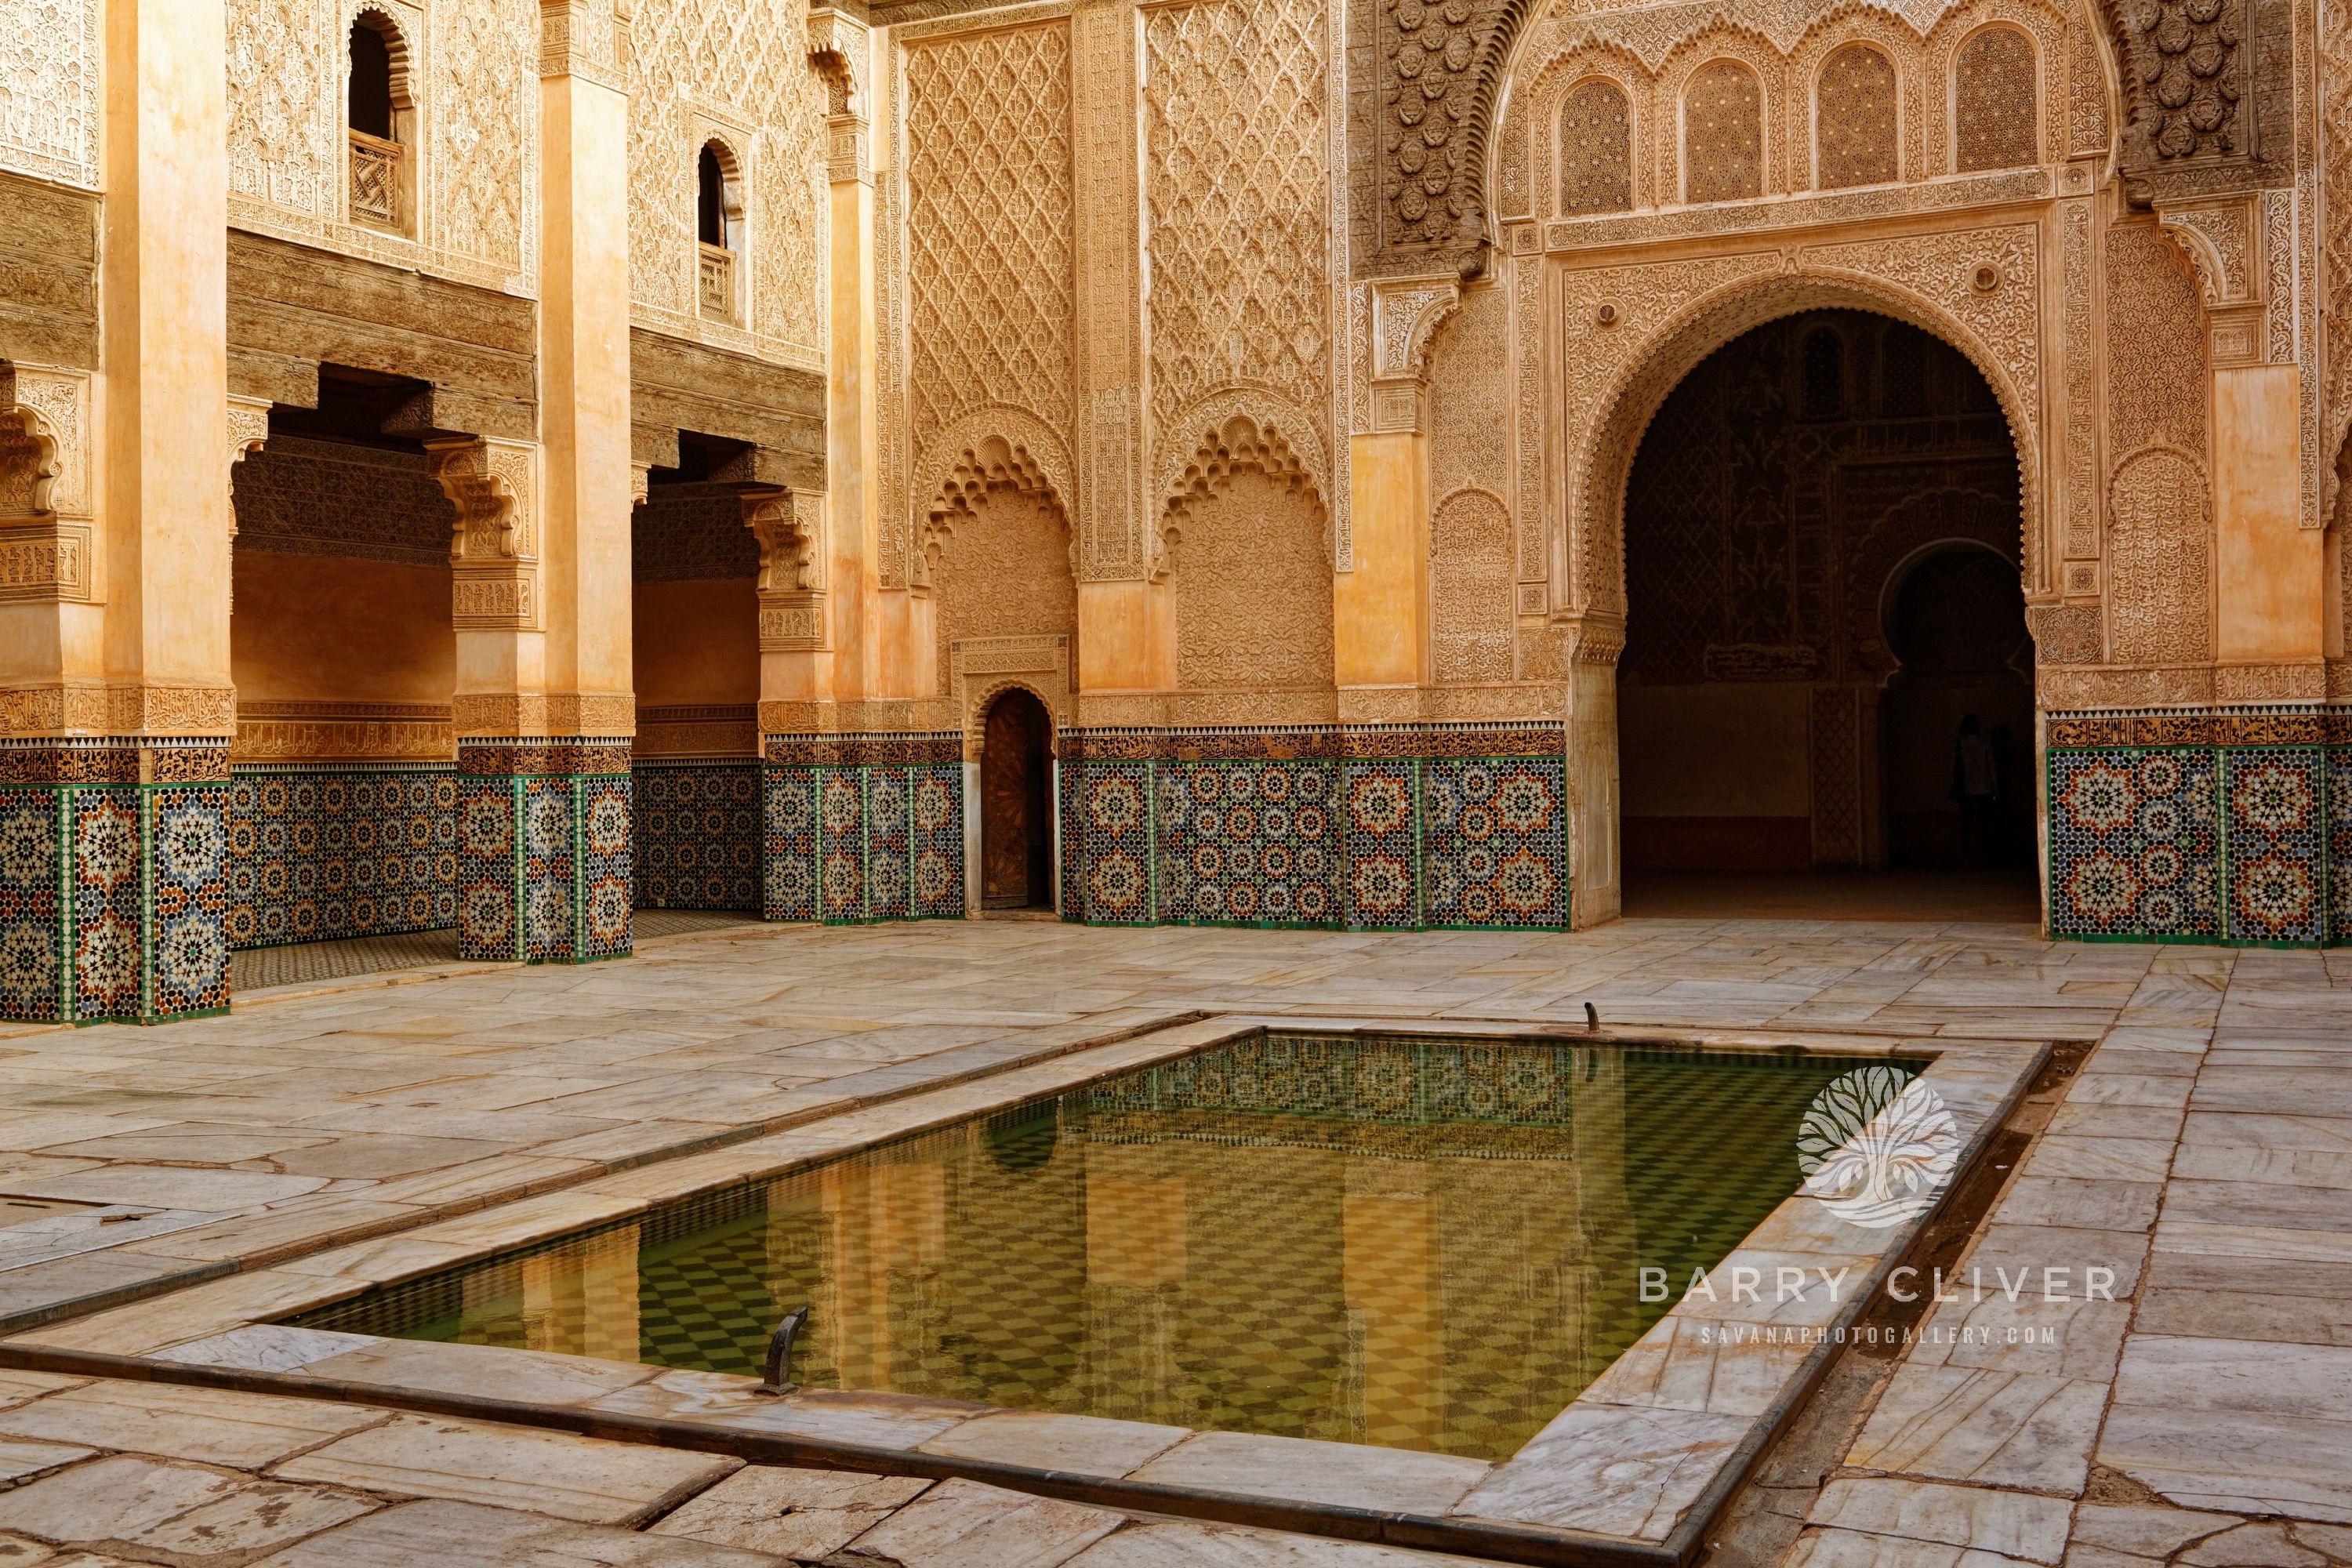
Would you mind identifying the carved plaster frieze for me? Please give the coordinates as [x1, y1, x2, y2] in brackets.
[1360, 276, 1465, 435]
[808, 9, 869, 120]
[746, 487, 826, 652]
[540, 0, 624, 89]
[1155, 393, 1335, 577]
[0, 364, 94, 606]
[912, 410, 1077, 590]
[426, 436, 539, 632]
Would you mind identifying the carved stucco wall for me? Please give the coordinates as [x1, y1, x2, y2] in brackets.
[225, 0, 539, 291]
[1171, 467, 1336, 706]
[626, 0, 829, 368]
[0, 0, 99, 190]
[1145, 0, 1335, 541]
[931, 488, 1076, 699]
[2100, 222, 2212, 674]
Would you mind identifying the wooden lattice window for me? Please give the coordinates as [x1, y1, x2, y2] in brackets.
[1816, 45, 1897, 188]
[1683, 61, 1762, 203]
[347, 12, 412, 234]
[1559, 79, 1632, 216]
[698, 140, 743, 324]
[1955, 28, 2037, 172]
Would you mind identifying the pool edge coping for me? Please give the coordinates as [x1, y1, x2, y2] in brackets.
[0, 1016, 2057, 1567]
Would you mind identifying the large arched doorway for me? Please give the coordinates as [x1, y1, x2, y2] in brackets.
[1614, 308, 2038, 921]
[980, 688, 1053, 910]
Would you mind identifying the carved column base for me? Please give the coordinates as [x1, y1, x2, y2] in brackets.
[456, 739, 633, 964]
[0, 741, 232, 1024]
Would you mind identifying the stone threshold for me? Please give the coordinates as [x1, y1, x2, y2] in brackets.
[0, 1014, 2053, 1566]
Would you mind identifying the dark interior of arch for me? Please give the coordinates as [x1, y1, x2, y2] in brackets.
[1617, 308, 2035, 875]
[349, 20, 394, 140]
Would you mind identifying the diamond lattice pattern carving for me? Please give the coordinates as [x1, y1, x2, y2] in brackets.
[1816, 45, 1896, 188]
[1683, 60, 1762, 202]
[1559, 79, 1632, 216]
[1955, 27, 2036, 172]
[904, 24, 1074, 457]
[1145, 0, 1330, 449]
[628, 0, 828, 361]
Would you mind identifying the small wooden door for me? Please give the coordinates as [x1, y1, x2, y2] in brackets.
[981, 691, 1052, 908]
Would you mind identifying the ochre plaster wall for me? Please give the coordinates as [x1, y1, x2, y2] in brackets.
[230, 552, 453, 705]
[633, 579, 759, 708]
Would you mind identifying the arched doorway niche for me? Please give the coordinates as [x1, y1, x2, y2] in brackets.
[1600, 297, 2038, 921]
[977, 686, 1055, 912]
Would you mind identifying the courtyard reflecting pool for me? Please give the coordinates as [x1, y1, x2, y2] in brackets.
[290, 1032, 1919, 1460]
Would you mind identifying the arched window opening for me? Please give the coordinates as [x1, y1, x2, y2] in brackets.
[1802, 329, 1845, 418]
[1816, 44, 1897, 189]
[698, 140, 743, 324]
[347, 13, 412, 234]
[1954, 27, 2037, 172]
[1559, 79, 1632, 216]
[1683, 60, 1762, 203]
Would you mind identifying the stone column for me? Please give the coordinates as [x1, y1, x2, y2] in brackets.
[1339, 279, 1457, 708]
[0, 0, 235, 1023]
[441, 0, 636, 969]
[811, 13, 881, 707]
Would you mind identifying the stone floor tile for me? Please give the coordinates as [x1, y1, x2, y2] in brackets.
[242, 1499, 787, 1566]
[2, 1454, 365, 1555]
[1061, 1519, 1480, 1566]
[270, 1414, 740, 1525]
[2045, 1105, 2187, 1142]
[2017, 1137, 2177, 1182]
[0, 1379, 386, 1467]
[0, 1371, 86, 1412]
[0, 1169, 332, 1209]
[2178, 1522, 2332, 1566]
[1986, 1178, 2162, 1234]
[1451, 1403, 1749, 1539]
[1806, 1479, 2073, 1565]
[917, 1410, 1192, 1476]
[1579, 1313, 1817, 1417]
[2113, 1334, 2352, 1414]
[2067, 1504, 2241, 1560]
[648, 1465, 932, 1559]
[2096, 1405, 2352, 1523]
[294, 1335, 660, 1405]
[0, 1438, 94, 1485]
[830, 1477, 1124, 1568]
[1784, 1526, 2037, 1567]
[2161, 1178, 2352, 1232]
[1961, 1226, 2151, 1299]
[591, 1370, 984, 1450]
[1129, 1431, 1487, 1517]
[1847, 1365, 2108, 1492]
[153, 1323, 379, 1372]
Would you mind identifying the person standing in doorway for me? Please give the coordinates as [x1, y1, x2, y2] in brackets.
[1953, 713, 1998, 866]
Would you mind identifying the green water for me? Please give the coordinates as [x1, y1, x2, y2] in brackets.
[289, 1033, 1918, 1460]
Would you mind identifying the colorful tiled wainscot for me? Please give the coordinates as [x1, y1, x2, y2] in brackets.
[763, 734, 966, 924]
[2046, 706, 2347, 946]
[226, 766, 459, 949]
[457, 741, 634, 964]
[633, 760, 763, 911]
[1059, 725, 1570, 931]
[0, 741, 233, 1025]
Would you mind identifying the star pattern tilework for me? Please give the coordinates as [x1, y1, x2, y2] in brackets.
[151, 786, 232, 1016]
[226, 770, 459, 949]
[2223, 749, 2326, 944]
[1421, 757, 1567, 930]
[0, 790, 64, 1022]
[2048, 746, 2222, 940]
[634, 763, 761, 911]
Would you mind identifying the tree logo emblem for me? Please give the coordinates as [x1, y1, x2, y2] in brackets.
[1796, 1067, 1959, 1229]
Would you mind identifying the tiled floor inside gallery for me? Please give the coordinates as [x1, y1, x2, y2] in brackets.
[0, 913, 2347, 1566]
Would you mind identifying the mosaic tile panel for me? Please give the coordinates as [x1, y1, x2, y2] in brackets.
[866, 769, 913, 920]
[226, 770, 459, 949]
[1066, 760, 1154, 924]
[1422, 757, 1569, 930]
[2332, 747, 2352, 941]
[0, 790, 64, 1022]
[2221, 749, 2327, 945]
[1340, 759, 1418, 930]
[819, 772, 864, 921]
[2049, 746, 2224, 941]
[1157, 759, 1342, 927]
[911, 765, 964, 918]
[71, 786, 145, 1021]
[524, 775, 576, 962]
[579, 776, 633, 960]
[458, 776, 524, 963]
[633, 764, 760, 911]
[151, 786, 232, 1018]
[762, 766, 818, 922]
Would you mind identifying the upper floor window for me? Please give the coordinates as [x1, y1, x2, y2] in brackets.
[1954, 27, 2037, 172]
[698, 140, 745, 324]
[1816, 44, 1897, 189]
[1559, 79, 1632, 216]
[1683, 60, 1762, 204]
[347, 13, 412, 234]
